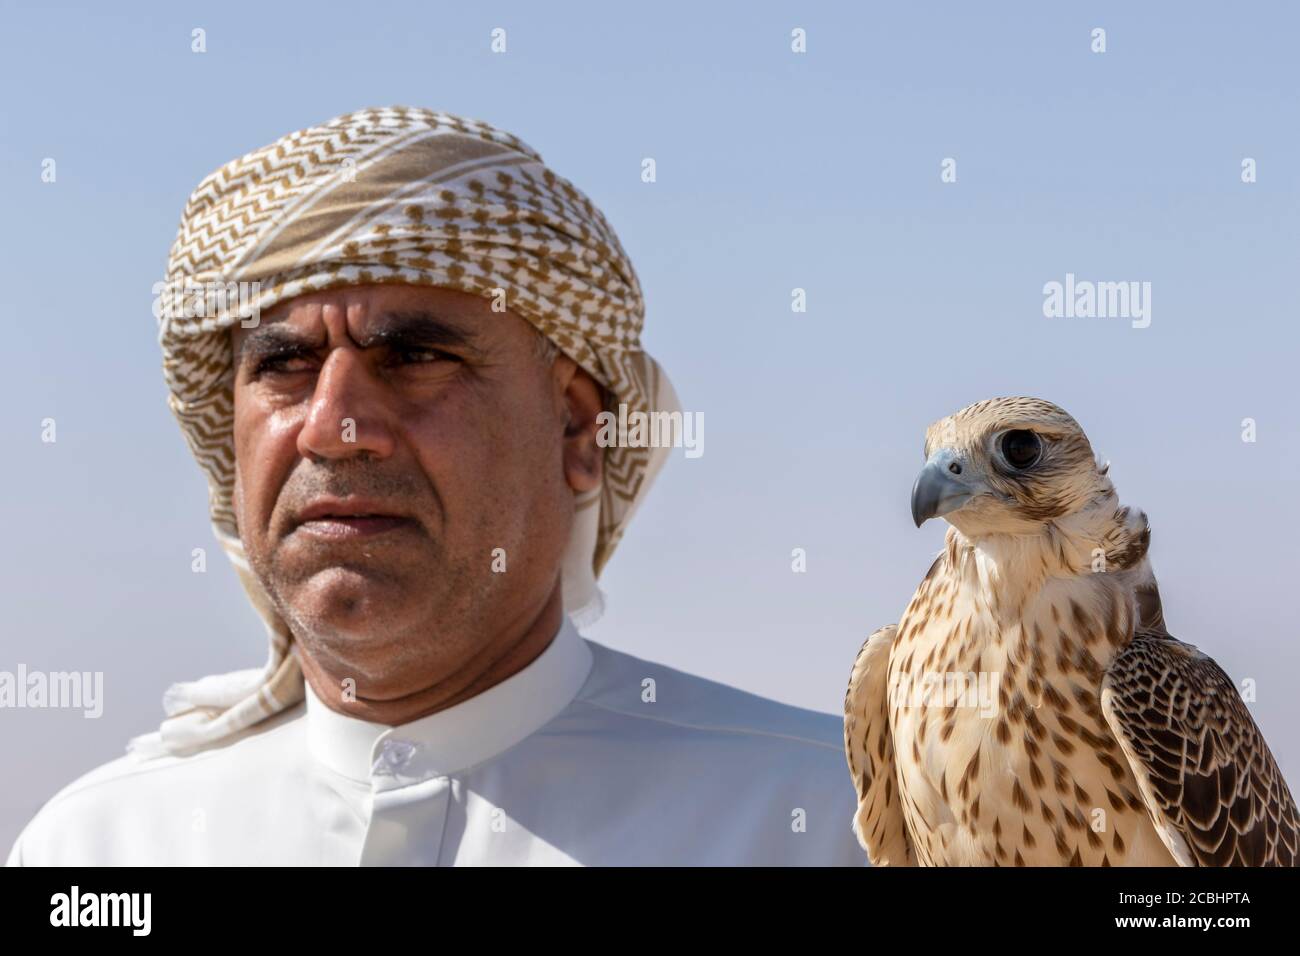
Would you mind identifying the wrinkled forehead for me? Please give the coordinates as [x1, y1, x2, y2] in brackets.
[924, 398, 1081, 453]
[229, 283, 534, 357]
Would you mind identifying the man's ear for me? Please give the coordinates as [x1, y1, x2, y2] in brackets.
[553, 356, 604, 493]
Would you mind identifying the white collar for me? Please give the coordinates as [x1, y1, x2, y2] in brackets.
[304, 615, 593, 784]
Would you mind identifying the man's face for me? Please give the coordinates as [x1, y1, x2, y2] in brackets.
[230, 284, 602, 699]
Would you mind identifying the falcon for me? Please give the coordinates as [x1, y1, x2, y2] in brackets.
[844, 397, 1299, 866]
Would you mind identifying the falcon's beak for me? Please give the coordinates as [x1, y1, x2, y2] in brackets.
[911, 449, 978, 527]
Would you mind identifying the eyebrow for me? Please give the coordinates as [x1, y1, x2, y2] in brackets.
[235, 310, 485, 363]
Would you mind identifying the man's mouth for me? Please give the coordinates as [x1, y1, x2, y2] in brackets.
[293, 499, 416, 539]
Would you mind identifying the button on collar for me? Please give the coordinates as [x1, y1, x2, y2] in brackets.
[373, 738, 418, 775]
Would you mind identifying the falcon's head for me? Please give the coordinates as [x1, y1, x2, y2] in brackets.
[911, 397, 1111, 538]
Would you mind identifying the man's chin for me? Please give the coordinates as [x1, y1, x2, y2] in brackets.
[281, 567, 415, 627]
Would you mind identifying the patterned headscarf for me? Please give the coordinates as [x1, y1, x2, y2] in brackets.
[133, 107, 678, 757]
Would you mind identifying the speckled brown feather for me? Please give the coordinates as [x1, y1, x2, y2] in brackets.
[845, 623, 916, 865]
[1101, 632, 1300, 866]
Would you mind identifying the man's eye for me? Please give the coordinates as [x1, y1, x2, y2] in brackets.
[246, 347, 458, 378]
[253, 354, 314, 376]
[390, 347, 457, 366]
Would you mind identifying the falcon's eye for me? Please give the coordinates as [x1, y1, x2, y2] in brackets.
[1000, 430, 1042, 469]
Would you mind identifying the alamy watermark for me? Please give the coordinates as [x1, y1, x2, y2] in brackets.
[152, 278, 262, 327]
[50, 886, 150, 935]
[1042, 272, 1151, 329]
[595, 403, 703, 458]
[889, 670, 1001, 719]
[0, 665, 103, 718]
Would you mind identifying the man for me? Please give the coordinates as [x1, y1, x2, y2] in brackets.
[7, 107, 863, 866]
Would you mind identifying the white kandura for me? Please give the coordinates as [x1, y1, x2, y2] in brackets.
[9, 616, 865, 866]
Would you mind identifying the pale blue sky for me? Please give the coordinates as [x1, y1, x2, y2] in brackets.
[2, 1, 1298, 851]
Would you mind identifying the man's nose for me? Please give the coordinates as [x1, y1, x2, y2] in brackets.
[296, 349, 397, 462]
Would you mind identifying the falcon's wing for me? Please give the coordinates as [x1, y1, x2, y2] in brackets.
[844, 624, 914, 865]
[1101, 631, 1300, 866]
